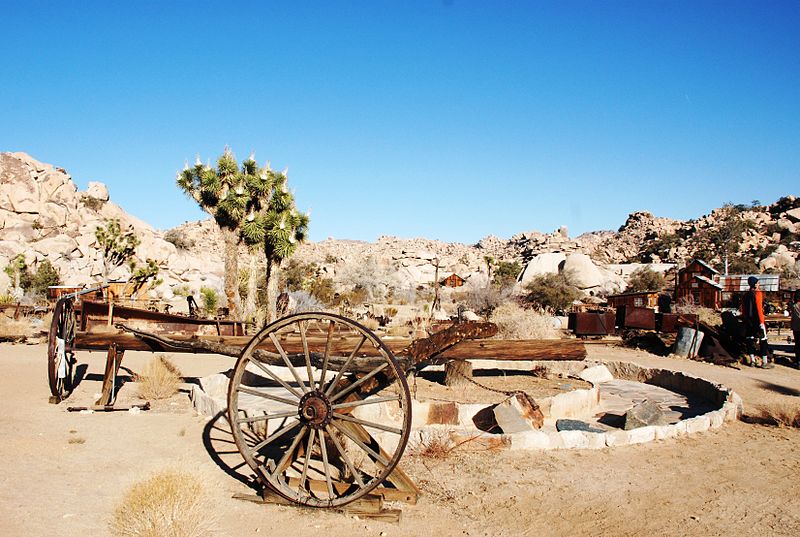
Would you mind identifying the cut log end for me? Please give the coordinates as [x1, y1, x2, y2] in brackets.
[444, 360, 473, 388]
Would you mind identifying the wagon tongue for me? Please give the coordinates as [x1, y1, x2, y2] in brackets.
[402, 321, 498, 371]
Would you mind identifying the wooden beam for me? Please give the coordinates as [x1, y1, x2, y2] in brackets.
[74, 330, 586, 362]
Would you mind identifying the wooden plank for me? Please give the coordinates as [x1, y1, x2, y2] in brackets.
[232, 490, 402, 522]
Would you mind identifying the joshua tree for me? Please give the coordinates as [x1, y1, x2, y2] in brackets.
[239, 167, 308, 323]
[95, 219, 140, 287]
[177, 149, 308, 323]
[177, 149, 258, 320]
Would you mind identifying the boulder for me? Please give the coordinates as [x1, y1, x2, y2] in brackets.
[785, 207, 800, 223]
[579, 364, 614, 384]
[85, 181, 109, 201]
[518, 252, 567, 284]
[623, 400, 669, 430]
[562, 253, 604, 289]
[494, 393, 544, 432]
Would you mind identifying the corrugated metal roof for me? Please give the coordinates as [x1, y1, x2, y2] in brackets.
[718, 274, 780, 292]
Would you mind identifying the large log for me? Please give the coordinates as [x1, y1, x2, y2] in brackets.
[433, 339, 586, 362]
[76, 325, 585, 368]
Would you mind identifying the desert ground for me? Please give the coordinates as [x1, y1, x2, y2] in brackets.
[1, 341, 799, 537]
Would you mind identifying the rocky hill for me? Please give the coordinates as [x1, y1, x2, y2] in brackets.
[1, 152, 798, 309]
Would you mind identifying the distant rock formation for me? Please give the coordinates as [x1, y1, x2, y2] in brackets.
[1, 152, 797, 310]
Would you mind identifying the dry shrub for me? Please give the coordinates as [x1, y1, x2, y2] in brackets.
[489, 302, 559, 339]
[0, 317, 35, 339]
[752, 403, 800, 428]
[676, 302, 721, 327]
[409, 430, 455, 459]
[110, 470, 217, 537]
[135, 355, 182, 400]
[360, 317, 379, 331]
[387, 325, 412, 337]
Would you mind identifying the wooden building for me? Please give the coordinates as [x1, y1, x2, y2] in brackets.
[675, 259, 722, 308]
[440, 273, 466, 288]
[606, 291, 660, 310]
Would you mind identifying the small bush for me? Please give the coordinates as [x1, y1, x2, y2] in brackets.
[288, 290, 325, 313]
[0, 317, 36, 339]
[408, 430, 455, 459]
[751, 403, 800, 428]
[360, 317, 379, 331]
[172, 284, 191, 297]
[675, 302, 721, 327]
[626, 266, 665, 293]
[163, 229, 195, 250]
[199, 287, 219, 316]
[523, 272, 580, 313]
[463, 285, 512, 318]
[109, 470, 217, 537]
[0, 293, 16, 305]
[492, 261, 522, 288]
[135, 356, 182, 400]
[490, 302, 559, 339]
[80, 194, 106, 211]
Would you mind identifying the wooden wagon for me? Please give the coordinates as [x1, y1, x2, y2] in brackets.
[47, 286, 523, 509]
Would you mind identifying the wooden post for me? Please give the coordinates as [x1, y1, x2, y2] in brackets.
[96, 343, 125, 406]
[444, 360, 473, 388]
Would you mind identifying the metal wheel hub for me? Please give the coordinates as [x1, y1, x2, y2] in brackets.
[298, 390, 332, 429]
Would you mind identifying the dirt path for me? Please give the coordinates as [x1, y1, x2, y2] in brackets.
[0, 343, 798, 536]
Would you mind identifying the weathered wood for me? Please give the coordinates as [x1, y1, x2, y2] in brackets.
[435, 339, 586, 361]
[444, 360, 473, 387]
[66, 402, 151, 412]
[402, 322, 498, 369]
[234, 490, 403, 522]
[78, 328, 586, 364]
[96, 343, 124, 406]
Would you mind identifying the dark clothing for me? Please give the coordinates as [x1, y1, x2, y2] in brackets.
[741, 289, 767, 359]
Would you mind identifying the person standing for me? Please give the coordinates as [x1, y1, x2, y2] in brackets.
[791, 289, 800, 369]
[741, 276, 772, 368]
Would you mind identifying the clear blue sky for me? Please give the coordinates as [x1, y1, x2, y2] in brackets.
[2, 1, 798, 243]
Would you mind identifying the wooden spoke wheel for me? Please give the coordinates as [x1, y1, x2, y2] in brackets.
[48, 297, 77, 401]
[227, 312, 412, 508]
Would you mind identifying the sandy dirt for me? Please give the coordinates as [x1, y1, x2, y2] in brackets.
[1, 342, 799, 537]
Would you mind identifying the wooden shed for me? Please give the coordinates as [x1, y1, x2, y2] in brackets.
[440, 274, 466, 288]
[607, 291, 660, 310]
[675, 260, 722, 308]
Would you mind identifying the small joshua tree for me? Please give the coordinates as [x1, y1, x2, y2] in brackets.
[95, 219, 140, 287]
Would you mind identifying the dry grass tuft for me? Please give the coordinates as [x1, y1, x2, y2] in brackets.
[68, 437, 86, 444]
[675, 302, 721, 327]
[490, 302, 560, 339]
[0, 317, 36, 339]
[408, 431, 455, 459]
[387, 324, 412, 337]
[751, 403, 800, 428]
[360, 317, 379, 331]
[110, 470, 217, 537]
[135, 355, 182, 400]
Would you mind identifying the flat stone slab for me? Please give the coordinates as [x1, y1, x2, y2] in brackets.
[555, 419, 605, 433]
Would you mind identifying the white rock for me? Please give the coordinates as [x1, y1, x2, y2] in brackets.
[86, 181, 109, 201]
[579, 365, 614, 384]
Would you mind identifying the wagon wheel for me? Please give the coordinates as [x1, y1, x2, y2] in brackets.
[48, 297, 77, 400]
[227, 312, 412, 508]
